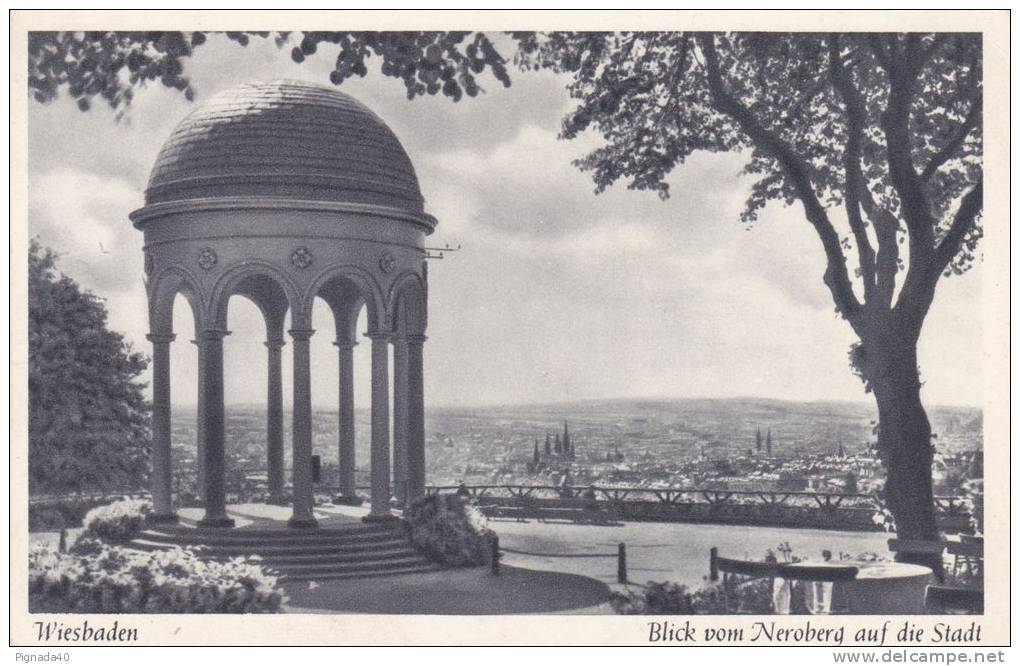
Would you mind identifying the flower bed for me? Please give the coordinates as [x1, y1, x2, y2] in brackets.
[404, 494, 497, 567]
[29, 540, 285, 613]
[82, 499, 151, 542]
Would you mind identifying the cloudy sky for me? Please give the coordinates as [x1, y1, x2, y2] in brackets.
[27, 34, 983, 410]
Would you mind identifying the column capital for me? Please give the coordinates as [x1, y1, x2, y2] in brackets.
[147, 333, 176, 344]
[288, 328, 315, 341]
[264, 339, 286, 350]
[406, 334, 428, 345]
[333, 339, 358, 350]
[364, 330, 392, 342]
[199, 329, 231, 341]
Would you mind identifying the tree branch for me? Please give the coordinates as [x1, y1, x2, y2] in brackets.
[874, 35, 942, 319]
[879, 37, 937, 247]
[698, 34, 861, 321]
[932, 180, 983, 276]
[920, 94, 981, 182]
[866, 34, 892, 71]
[829, 35, 878, 305]
[857, 182, 902, 309]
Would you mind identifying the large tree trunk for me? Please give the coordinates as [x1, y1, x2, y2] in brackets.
[865, 333, 943, 578]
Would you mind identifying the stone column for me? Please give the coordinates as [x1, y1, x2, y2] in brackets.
[363, 331, 395, 522]
[190, 339, 206, 504]
[265, 339, 286, 505]
[197, 329, 234, 528]
[288, 329, 317, 528]
[332, 339, 359, 505]
[391, 337, 409, 506]
[147, 333, 177, 522]
[406, 334, 427, 503]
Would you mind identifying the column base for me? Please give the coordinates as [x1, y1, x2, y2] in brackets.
[287, 516, 319, 529]
[196, 516, 235, 529]
[362, 512, 400, 524]
[332, 494, 364, 506]
[146, 512, 178, 524]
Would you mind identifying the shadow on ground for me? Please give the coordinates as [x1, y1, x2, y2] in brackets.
[282, 565, 612, 615]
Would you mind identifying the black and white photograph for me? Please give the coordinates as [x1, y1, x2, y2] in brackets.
[10, 9, 1010, 649]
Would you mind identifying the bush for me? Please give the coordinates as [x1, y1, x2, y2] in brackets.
[29, 497, 112, 531]
[610, 578, 775, 615]
[29, 541, 286, 613]
[962, 478, 983, 535]
[611, 581, 696, 614]
[403, 494, 496, 567]
[82, 499, 151, 542]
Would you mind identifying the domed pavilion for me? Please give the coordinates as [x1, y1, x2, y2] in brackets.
[131, 80, 434, 528]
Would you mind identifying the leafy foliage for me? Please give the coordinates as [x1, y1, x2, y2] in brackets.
[27, 31, 269, 116]
[28, 496, 114, 531]
[28, 240, 150, 495]
[962, 477, 983, 535]
[29, 540, 285, 613]
[514, 32, 982, 305]
[82, 498, 151, 542]
[27, 31, 511, 117]
[404, 493, 497, 567]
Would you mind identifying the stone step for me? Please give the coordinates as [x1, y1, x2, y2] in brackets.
[138, 529, 404, 548]
[129, 539, 419, 564]
[147, 524, 400, 539]
[130, 537, 413, 556]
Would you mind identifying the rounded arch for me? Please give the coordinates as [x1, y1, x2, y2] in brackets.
[388, 271, 427, 336]
[208, 260, 302, 332]
[304, 264, 386, 334]
[148, 265, 206, 337]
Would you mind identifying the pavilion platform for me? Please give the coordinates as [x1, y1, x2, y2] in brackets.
[130, 503, 440, 581]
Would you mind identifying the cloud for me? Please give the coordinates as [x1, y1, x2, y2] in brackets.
[29, 167, 145, 294]
[24, 36, 983, 409]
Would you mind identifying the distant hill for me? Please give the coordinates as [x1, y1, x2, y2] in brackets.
[170, 397, 982, 469]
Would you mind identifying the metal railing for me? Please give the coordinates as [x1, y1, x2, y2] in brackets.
[421, 484, 971, 532]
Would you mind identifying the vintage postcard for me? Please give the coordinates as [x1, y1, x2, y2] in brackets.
[9, 9, 1010, 649]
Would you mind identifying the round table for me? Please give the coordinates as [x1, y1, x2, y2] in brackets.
[786, 561, 934, 615]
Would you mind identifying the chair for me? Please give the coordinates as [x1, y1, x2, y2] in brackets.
[925, 585, 984, 614]
[945, 540, 983, 580]
[888, 537, 983, 583]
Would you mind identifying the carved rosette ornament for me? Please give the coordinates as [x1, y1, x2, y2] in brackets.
[378, 251, 396, 274]
[197, 247, 218, 270]
[291, 246, 313, 269]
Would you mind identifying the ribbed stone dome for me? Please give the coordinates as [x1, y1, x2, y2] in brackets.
[144, 79, 427, 219]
